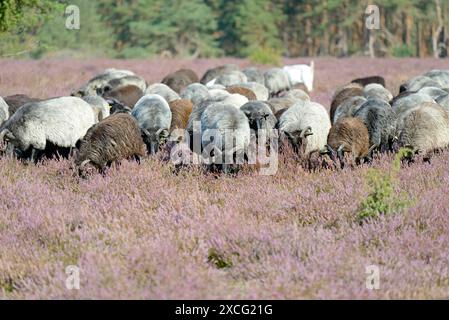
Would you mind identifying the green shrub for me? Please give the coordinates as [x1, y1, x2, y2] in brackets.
[392, 44, 415, 57]
[248, 46, 282, 66]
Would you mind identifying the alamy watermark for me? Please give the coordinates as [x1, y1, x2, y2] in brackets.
[365, 5, 380, 30]
[65, 5, 80, 30]
[65, 265, 80, 290]
[365, 265, 380, 290]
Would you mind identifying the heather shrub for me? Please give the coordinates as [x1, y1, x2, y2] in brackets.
[357, 149, 412, 223]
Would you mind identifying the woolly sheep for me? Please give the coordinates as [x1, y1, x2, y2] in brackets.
[417, 87, 448, 100]
[200, 103, 250, 173]
[73, 68, 135, 97]
[242, 67, 265, 84]
[99, 75, 147, 95]
[102, 84, 144, 109]
[82, 95, 110, 122]
[0, 97, 96, 161]
[220, 94, 249, 109]
[132, 94, 172, 154]
[363, 83, 393, 102]
[75, 113, 147, 172]
[214, 70, 247, 87]
[391, 92, 435, 115]
[436, 94, 449, 115]
[400, 75, 442, 93]
[330, 83, 364, 122]
[169, 99, 193, 131]
[240, 101, 277, 132]
[281, 89, 310, 102]
[267, 97, 296, 115]
[282, 61, 314, 92]
[264, 68, 291, 98]
[200, 64, 239, 85]
[278, 101, 331, 157]
[238, 82, 269, 101]
[226, 86, 257, 101]
[3, 94, 42, 116]
[351, 76, 386, 87]
[353, 99, 396, 152]
[180, 83, 210, 107]
[422, 70, 449, 89]
[162, 69, 199, 93]
[332, 96, 367, 124]
[145, 83, 180, 103]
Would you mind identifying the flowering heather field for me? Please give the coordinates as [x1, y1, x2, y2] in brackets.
[1, 58, 449, 299]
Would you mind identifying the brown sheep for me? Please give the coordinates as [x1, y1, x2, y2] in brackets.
[326, 117, 371, 164]
[351, 76, 386, 87]
[162, 69, 199, 93]
[75, 113, 147, 173]
[3, 94, 42, 115]
[226, 86, 257, 101]
[102, 84, 144, 109]
[267, 97, 296, 114]
[330, 83, 364, 123]
[168, 99, 193, 131]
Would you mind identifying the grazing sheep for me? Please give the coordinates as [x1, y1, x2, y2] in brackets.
[351, 76, 386, 87]
[0, 97, 9, 126]
[73, 68, 135, 97]
[200, 103, 250, 172]
[417, 87, 448, 100]
[200, 64, 239, 85]
[242, 67, 265, 84]
[162, 69, 199, 93]
[106, 98, 133, 115]
[396, 102, 449, 156]
[186, 99, 212, 135]
[436, 94, 449, 114]
[82, 95, 110, 122]
[238, 82, 269, 101]
[220, 94, 249, 109]
[332, 96, 367, 124]
[3, 94, 42, 115]
[326, 117, 371, 163]
[267, 97, 296, 115]
[169, 99, 193, 130]
[99, 75, 147, 95]
[75, 113, 147, 172]
[330, 83, 364, 123]
[102, 84, 144, 109]
[422, 70, 449, 89]
[208, 89, 231, 101]
[278, 101, 331, 157]
[226, 86, 257, 101]
[264, 68, 291, 98]
[132, 94, 172, 154]
[281, 89, 310, 102]
[353, 99, 397, 152]
[180, 83, 210, 107]
[400, 75, 442, 93]
[282, 61, 314, 92]
[214, 70, 248, 87]
[391, 92, 435, 115]
[240, 101, 277, 132]
[145, 83, 180, 103]
[364, 83, 393, 102]
[290, 83, 310, 95]
[0, 97, 96, 161]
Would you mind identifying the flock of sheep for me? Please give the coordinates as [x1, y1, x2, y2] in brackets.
[0, 62, 449, 175]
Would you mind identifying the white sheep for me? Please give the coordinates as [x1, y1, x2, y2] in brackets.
[283, 61, 314, 92]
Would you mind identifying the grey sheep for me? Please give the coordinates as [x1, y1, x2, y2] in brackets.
[73, 68, 135, 97]
[422, 70, 449, 89]
[99, 75, 147, 95]
[200, 103, 250, 172]
[180, 83, 210, 107]
[240, 101, 277, 132]
[400, 75, 442, 93]
[332, 96, 367, 124]
[281, 89, 310, 103]
[200, 64, 239, 85]
[417, 87, 448, 100]
[363, 83, 393, 102]
[82, 95, 111, 122]
[0, 97, 97, 161]
[162, 69, 199, 93]
[353, 99, 397, 152]
[0, 97, 8, 126]
[132, 94, 172, 154]
[267, 97, 296, 115]
[242, 67, 265, 84]
[238, 82, 269, 101]
[278, 101, 331, 157]
[264, 68, 291, 98]
[391, 92, 435, 115]
[436, 94, 449, 115]
[75, 113, 147, 173]
[145, 83, 180, 103]
[213, 70, 247, 87]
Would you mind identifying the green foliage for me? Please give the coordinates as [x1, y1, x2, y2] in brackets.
[357, 149, 412, 223]
[248, 47, 282, 66]
[207, 248, 234, 269]
[392, 44, 415, 57]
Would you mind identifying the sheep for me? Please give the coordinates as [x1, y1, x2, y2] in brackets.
[106, 98, 133, 115]
[290, 83, 310, 95]
[363, 83, 393, 102]
[267, 97, 296, 115]
[102, 84, 144, 110]
[162, 69, 199, 93]
[242, 67, 265, 84]
[417, 87, 448, 100]
[332, 96, 367, 124]
[282, 61, 314, 92]
[0, 97, 96, 161]
[82, 95, 110, 122]
[396, 102, 449, 156]
[237, 82, 269, 101]
[220, 94, 248, 109]
[281, 89, 310, 102]
[186, 99, 212, 136]
[180, 83, 210, 107]
[351, 76, 386, 87]
[325, 117, 371, 164]
[3, 94, 42, 115]
[353, 99, 397, 152]
[72, 68, 135, 97]
[75, 113, 147, 173]
[200, 103, 250, 173]
[240, 101, 277, 132]
[226, 86, 257, 101]
[145, 83, 180, 103]
[131, 94, 172, 154]
[278, 101, 331, 157]
[0, 97, 9, 126]
[169, 99, 193, 130]
[399, 75, 442, 93]
[422, 70, 449, 88]
[391, 92, 435, 115]
[200, 64, 239, 85]
[436, 94, 449, 115]
[264, 68, 291, 98]
[99, 75, 147, 95]
[329, 83, 364, 123]
[214, 70, 248, 87]
[208, 89, 231, 101]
